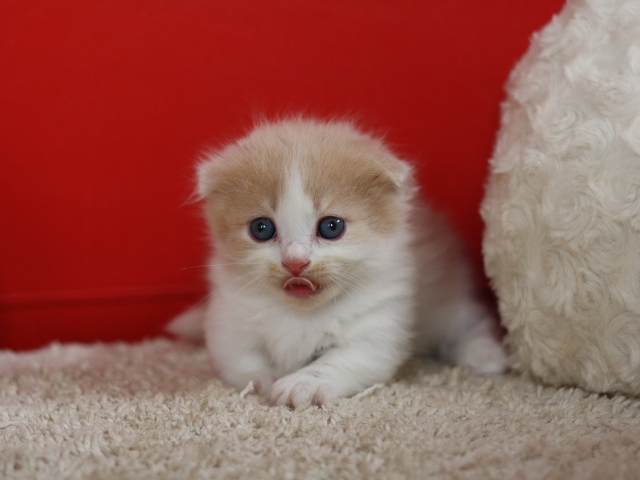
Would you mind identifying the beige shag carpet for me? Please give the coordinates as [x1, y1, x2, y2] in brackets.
[1, 340, 639, 479]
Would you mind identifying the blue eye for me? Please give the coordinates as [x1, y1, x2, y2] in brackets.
[249, 218, 276, 241]
[317, 217, 345, 240]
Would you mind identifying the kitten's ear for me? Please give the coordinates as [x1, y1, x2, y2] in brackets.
[195, 157, 219, 201]
[384, 155, 418, 196]
[387, 157, 413, 187]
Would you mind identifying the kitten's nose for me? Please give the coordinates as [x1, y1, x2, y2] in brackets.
[282, 259, 310, 276]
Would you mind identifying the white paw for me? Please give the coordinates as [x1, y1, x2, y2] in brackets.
[222, 369, 276, 395]
[251, 372, 277, 395]
[455, 334, 508, 375]
[269, 372, 336, 408]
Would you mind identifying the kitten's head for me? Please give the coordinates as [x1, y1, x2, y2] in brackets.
[198, 118, 417, 308]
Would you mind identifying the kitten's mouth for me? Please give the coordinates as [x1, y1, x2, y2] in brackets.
[282, 277, 319, 299]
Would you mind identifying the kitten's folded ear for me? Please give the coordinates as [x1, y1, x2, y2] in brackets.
[387, 157, 413, 187]
[384, 155, 419, 197]
[194, 155, 219, 201]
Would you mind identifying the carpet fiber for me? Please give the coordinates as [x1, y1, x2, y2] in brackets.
[1, 340, 639, 479]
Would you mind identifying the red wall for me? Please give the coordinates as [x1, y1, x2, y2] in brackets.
[0, 0, 564, 350]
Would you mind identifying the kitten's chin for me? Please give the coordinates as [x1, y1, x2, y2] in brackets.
[282, 276, 320, 301]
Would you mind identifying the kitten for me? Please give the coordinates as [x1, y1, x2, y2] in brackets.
[170, 118, 506, 407]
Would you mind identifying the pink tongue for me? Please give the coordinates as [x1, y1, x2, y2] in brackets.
[283, 277, 317, 294]
[289, 284, 312, 292]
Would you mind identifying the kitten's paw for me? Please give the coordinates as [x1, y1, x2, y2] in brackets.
[454, 333, 508, 375]
[240, 373, 276, 397]
[223, 369, 276, 395]
[269, 372, 336, 408]
[251, 372, 276, 395]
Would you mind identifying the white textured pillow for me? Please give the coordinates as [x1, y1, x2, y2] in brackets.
[482, 0, 640, 396]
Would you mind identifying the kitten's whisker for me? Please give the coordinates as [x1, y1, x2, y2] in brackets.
[174, 270, 260, 311]
[346, 262, 384, 279]
[334, 270, 373, 293]
[332, 271, 369, 299]
[177, 260, 263, 271]
[341, 264, 400, 303]
[190, 290, 215, 310]
[335, 279, 355, 301]
[260, 281, 271, 297]
[333, 270, 398, 313]
[231, 273, 267, 299]
[227, 270, 262, 287]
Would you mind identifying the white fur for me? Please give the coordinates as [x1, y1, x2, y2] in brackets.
[173, 119, 506, 407]
[482, 0, 640, 396]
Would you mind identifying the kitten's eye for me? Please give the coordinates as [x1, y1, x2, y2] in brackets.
[249, 218, 276, 241]
[317, 216, 345, 240]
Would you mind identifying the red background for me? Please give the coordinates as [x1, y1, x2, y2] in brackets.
[1, 0, 564, 350]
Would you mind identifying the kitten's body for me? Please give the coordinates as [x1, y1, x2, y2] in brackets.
[171, 119, 506, 407]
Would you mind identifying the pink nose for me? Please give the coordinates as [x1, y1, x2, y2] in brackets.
[282, 259, 310, 276]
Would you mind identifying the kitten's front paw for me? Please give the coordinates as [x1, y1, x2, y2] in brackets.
[455, 333, 508, 375]
[250, 372, 277, 395]
[240, 373, 276, 397]
[269, 372, 336, 408]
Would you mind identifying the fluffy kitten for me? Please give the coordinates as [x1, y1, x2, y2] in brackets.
[170, 118, 506, 407]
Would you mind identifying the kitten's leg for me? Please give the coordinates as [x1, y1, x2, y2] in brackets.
[166, 305, 206, 341]
[269, 321, 410, 408]
[215, 349, 277, 395]
[448, 327, 507, 375]
[438, 305, 507, 375]
[205, 318, 276, 394]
